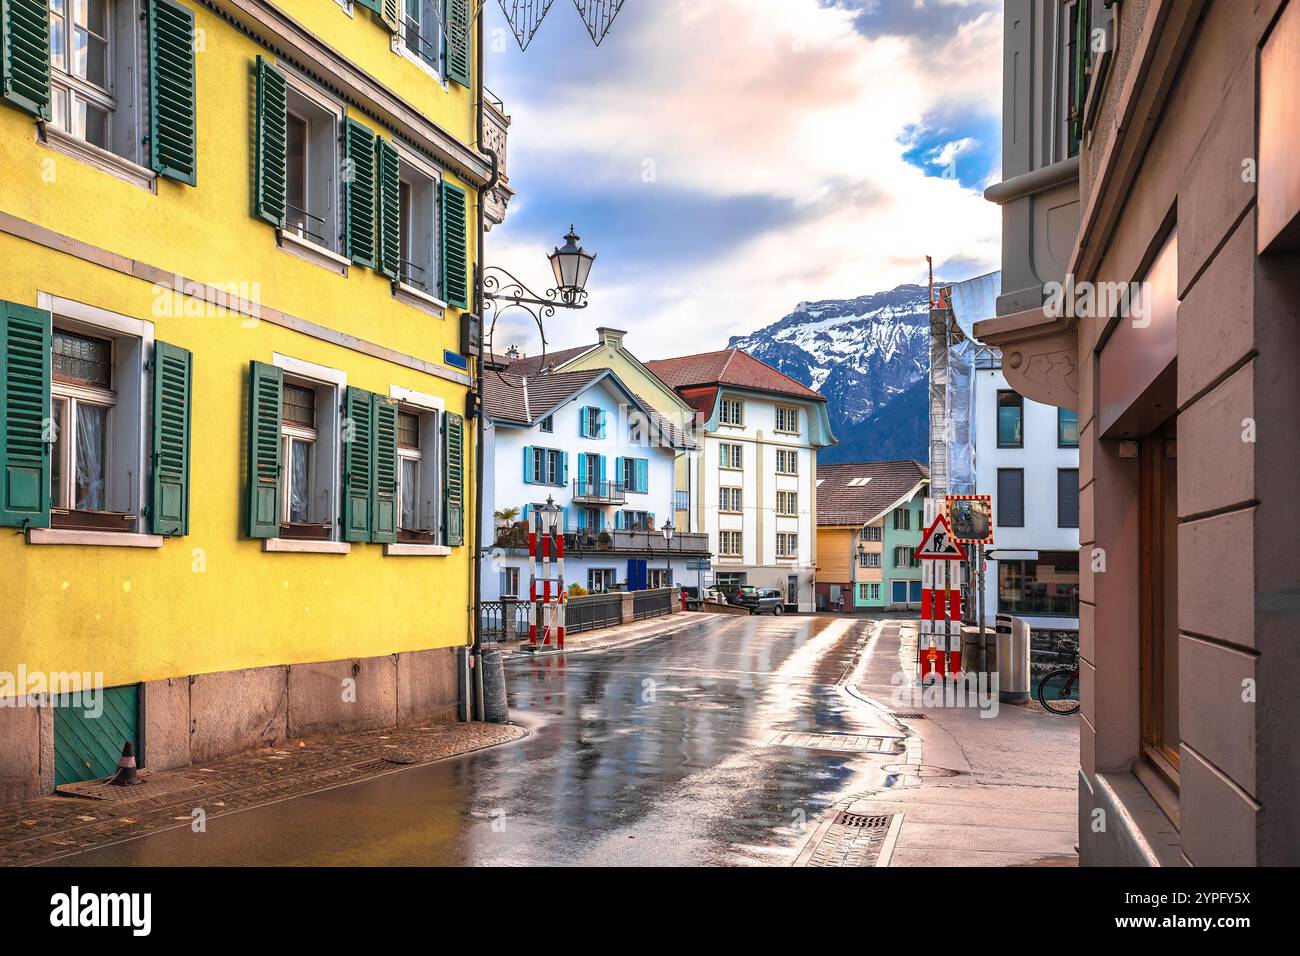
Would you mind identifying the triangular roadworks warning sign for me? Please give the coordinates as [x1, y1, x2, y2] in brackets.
[916, 514, 967, 560]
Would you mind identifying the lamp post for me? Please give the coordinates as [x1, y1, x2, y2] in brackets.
[661, 519, 674, 590]
[540, 494, 562, 537]
[853, 542, 866, 614]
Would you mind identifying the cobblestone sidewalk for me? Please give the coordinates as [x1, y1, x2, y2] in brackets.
[0, 721, 525, 867]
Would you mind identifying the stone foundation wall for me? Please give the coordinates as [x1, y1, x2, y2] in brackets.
[0, 647, 463, 802]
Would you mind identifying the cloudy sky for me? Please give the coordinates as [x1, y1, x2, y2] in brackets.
[481, 0, 1002, 360]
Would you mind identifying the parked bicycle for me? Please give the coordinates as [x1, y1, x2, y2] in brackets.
[1037, 665, 1080, 715]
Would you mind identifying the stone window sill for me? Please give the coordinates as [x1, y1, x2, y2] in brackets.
[277, 229, 349, 276]
[384, 543, 452, 557]
[392, 281, 447, 318]
[27, 528, 164, 548]
[263, 538, 351, 554]
[39, 125, 157, 193]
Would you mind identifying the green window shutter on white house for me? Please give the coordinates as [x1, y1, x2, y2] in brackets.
[375, 137, 401, 281]
[343, 386, 373, 542]
[440, 180, 469, 308]
[1, 0, 51, 118]
[147, 0, 198, 185]
[0, 300, 51, 529]
[370, 394, 397, 543]
[254, 56, 288, 227]
[245, 360, 282, 538]
[150, 341, 192, 536]
[442, 411, 464, 546]
[446, 0, 471, 87]
[343, 118, 377, 269]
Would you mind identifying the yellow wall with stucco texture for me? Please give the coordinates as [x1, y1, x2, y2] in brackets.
[0, 3, 479, 691]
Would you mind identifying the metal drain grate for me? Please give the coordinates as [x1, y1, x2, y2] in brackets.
[768, 732, 903, 754]
[890, 712, 928, 720]
[834, 811, 891, 828]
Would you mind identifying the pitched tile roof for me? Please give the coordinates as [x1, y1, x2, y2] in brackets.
[815, 460, 930, 526]
[496, 343, 597, 377]
[644, 349, 825, 403]
[481, 369, 697, 450]
[481, 368, 603, 425]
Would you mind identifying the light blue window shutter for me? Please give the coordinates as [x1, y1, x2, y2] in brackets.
[598, 409, 606, 439]
[523, 446, 533, 483]
[561, 452, 569, 485]
[577, 453, 586, 491]
[562, 506, 569, 531]
[615, 457, 624, 486]
[615, 510, 625, 530]
[598, 511, 605, 532]
[577, 508, 586, 531]
[637, 459, 648, 493]
[598, 455, 606, 486]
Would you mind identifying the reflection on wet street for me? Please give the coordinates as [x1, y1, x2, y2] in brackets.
[55, 614, 897, 866]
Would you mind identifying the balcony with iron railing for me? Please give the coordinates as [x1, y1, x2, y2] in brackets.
[491, 523, 710, 557]
[571, 479, 625, 505]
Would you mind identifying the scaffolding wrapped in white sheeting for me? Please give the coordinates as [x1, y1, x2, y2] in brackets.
[930, 272, 1000, 498]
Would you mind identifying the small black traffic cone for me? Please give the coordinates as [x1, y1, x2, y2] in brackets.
[107, 741, 145, 786]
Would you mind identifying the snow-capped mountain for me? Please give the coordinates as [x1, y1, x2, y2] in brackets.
[727, 283, 931, 465]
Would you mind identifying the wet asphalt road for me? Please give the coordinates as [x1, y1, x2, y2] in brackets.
[52, 613, 901, 866]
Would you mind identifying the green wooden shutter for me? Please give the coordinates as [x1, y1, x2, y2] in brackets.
[150, 341, 192, 536]
[1070, 0, 1092, 148]
[442, 411, 464, 547]
[148, 0, 198, 185]
[371, 394, 397, 543]
[355, 0, 380, 12]
[375, 137, 401, 281]
[1, 0, 51, 118]
[446, 0, 471, 87]
[245, 361, 281, 538]
[343, 386, 373, 541]
[343, 119, 377, 269]
[0, 300, 50, 529]
[254, 56, 288, 227]
[440, 180, 469, 308]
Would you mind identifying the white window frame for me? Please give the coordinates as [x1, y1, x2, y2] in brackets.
[272, 354, 346, 546]
[386, 385, 446, 554]
[399, 0, 448, 86]
[393, 142, 446, 312]
[36, 294, 152, 540]
[719, 398, 744, 427]
[719, 486, 742, 514]
[776, 532, 798, 558]
[587, 568, 617, 593]
[279, 395, 318, 527]
[776, 448, 798, 475]
[860, 525, 882, 541]
[500, 566, 520, 598]
[775, 405, 800, 434]
[277, 67, 346, 264]
[719, 530, 743, 557]
[719, 442, 742, 470]
[776, 490, 797, 516]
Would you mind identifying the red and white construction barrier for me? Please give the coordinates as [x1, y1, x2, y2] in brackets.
[528, 513, 566, 650]
[917, 512, 966, 681]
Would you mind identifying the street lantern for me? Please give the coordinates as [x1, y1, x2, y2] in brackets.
[857, 543, 866, 564]
[540, 495, 563, 536]
[660, 519, 675, 590]
[548, 226, 597, 304]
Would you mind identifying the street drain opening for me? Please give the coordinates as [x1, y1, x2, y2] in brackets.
[834, 811, 891, 829]
[890, 712, 927, 720]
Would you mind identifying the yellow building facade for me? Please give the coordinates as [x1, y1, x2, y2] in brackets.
[0, 0, 498, 798]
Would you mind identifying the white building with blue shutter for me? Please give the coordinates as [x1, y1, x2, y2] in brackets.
[479, 367, 706, 601]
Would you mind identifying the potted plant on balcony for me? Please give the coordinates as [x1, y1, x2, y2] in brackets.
[598, 530, 613, 550]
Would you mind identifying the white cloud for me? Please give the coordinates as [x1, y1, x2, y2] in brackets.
[487, 0, 1003, 359]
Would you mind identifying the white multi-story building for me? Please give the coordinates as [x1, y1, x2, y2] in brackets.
[942, 273, 1080, 628]
[973, 361, 1080, 626]
[479, 366, 705, 601]
[644, 350, 837, 611]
